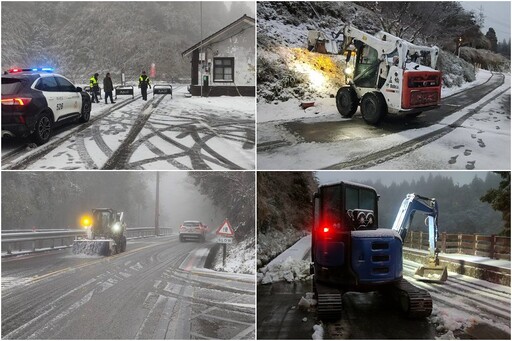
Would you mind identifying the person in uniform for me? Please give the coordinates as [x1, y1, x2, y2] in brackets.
[89, 73, 100, 103]
[138, 70, 151, 101]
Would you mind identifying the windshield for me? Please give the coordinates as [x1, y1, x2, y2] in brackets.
[345, 186, 376, 211]
[1, 78, 22, 95]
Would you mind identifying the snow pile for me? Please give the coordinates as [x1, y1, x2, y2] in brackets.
[430, 299, 511, 339]
[259, 256, 311, 284]
[312, 323, 324, 340]
[71, 240, 112, 256]
[211, 236, 255, 275]
[298, 292, 317, 310]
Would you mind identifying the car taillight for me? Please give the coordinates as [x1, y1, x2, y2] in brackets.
[1, 98, 32, 106]
[323, 227, 330, 233]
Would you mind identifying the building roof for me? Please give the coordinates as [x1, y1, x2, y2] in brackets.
[181, 14, 255, 57]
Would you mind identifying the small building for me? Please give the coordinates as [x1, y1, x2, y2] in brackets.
[182, 15, 255, 97]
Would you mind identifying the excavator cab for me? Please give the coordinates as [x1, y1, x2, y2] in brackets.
[312, 182, 436, 321]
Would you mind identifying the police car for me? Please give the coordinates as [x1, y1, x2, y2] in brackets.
[2, 68, 91, 145]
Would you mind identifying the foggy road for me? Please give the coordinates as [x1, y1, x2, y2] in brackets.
[2, 235, 255, 340]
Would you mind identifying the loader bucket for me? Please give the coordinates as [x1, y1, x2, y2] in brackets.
[414, 265, 448, 282]
[72, 239, 114, 256]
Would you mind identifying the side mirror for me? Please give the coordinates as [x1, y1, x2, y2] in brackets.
[76, 86, 83, 92]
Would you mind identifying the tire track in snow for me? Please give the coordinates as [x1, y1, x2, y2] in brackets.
[324, 84, 510, 169]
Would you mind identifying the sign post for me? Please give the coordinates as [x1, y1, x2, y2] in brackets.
[215, 219, 235, 268]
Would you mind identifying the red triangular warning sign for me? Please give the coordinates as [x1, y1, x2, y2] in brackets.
[216, 219, 235, 236]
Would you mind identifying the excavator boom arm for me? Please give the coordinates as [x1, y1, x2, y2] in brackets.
[391, 194, 439, 256]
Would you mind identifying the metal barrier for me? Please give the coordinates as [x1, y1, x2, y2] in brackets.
[153, 84, 173, 98]
[115, 85, 135, 99]
[1, 230, 85, 254]
[1, 227, 174, 255]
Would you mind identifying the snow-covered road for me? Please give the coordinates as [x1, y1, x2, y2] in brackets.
[257, 235, 511, 339]
[2, 235, 255, 339]
[2, 86, 255, 170]
[257, 70, 510, 170]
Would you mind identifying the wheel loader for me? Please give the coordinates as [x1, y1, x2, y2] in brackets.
[311, 181, 447, 321]
[72, 208, 127, 256]
[308, 25, 442, 125]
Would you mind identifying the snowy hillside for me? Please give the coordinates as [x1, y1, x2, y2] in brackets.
[1, 2, 254, 81]
[257, 1, 508, 102]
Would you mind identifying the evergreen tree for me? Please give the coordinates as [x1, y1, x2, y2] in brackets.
[481, 172, 511, 236]
[485, 27, 498, 52]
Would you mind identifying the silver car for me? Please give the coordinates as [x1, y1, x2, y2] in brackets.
[179, 220, 207, 242]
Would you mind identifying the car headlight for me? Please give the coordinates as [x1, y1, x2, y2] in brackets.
[344, 67, 354, 76]
[112, 222, 121, 232]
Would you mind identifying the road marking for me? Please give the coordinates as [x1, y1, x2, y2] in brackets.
[231, 325, 256, 340]
[3, 278, 97, 339]
[29, 289, 95, 339]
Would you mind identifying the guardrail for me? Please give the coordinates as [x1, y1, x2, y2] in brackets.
[1, 227, 173, 255]
[403, 231, 511, 260]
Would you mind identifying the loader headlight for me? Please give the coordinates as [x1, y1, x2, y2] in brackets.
[112, 222, 121, 232]
[344, 67, 354, 76]
[81, 216, 92, 228]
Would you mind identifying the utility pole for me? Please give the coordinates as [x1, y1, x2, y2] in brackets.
[200, 2, 203, 98]
[155, 172, 160, 236]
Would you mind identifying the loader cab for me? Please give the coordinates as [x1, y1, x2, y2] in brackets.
[353, 43, 380, 89]
[92, 208, 117, 234]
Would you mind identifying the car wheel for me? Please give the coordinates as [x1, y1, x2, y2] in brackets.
[360, 92, 387, 125]
[336, 87, 359, 118]
[32, 112, 52, 145]
[79, 98, 91, 123]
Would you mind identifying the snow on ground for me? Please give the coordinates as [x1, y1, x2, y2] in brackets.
[371, 78, 511, 170]
[258, 235, 311, 284]
[258, 70, 493, 126]
[441, 69, 493, 98]
[211, 236, 255, 275]
[4, 86, 255, 170]
[262, 235, 511, 339]
[258, 71, 510, 170]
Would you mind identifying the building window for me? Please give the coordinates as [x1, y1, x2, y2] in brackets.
[213, 58, 234, 82]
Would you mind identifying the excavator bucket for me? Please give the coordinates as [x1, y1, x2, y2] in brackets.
[414, 264, 448, 282]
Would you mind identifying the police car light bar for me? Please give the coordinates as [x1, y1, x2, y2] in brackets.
[8, 67, 54, 73]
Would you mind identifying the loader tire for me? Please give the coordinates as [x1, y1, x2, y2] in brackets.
[361, 91, 387, 125]
[336, 87, 358, 118]
[120, 235, 127, 252]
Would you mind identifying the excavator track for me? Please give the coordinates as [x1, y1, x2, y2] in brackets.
[315, 281, 343, 321]
[390, 278, 433, 318]
[317, 292, 343, 321]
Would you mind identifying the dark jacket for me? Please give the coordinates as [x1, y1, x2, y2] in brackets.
[103, 76, 114, 92]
